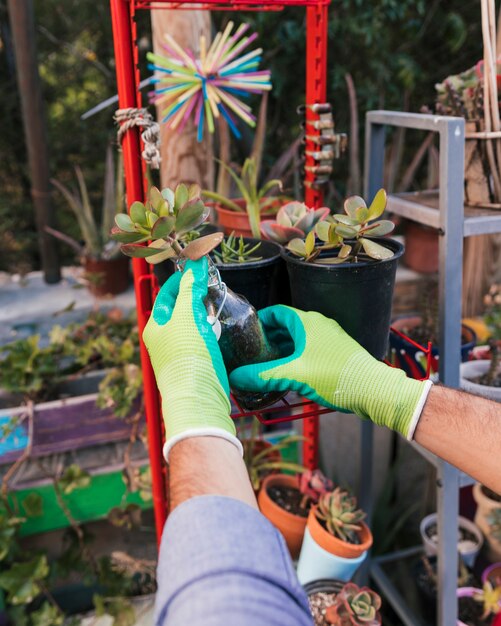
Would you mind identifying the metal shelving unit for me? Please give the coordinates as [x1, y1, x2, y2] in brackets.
[363, 110, 501, 625]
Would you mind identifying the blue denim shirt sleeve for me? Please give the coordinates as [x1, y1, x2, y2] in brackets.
[154, 495, 313, 626]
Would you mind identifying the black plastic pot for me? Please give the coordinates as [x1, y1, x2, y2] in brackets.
[215, 238, 288, 310]
[303, 579, 344, 596]
[281, 238, 405, 360]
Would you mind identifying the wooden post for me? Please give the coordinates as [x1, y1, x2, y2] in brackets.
[151, 11, 214, 189]
[8, 0, 60, 283]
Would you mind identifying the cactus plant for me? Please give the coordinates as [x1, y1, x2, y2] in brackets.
[260, 201, 330, 244]
[111, 184, 223, 264]
[203, 157, 283, 239]
[325, 583, 382, 626]
[213, 233, 263, 264]
[286, 189, 395, 264]
[473, 581, 501, 621]
[315, 487, 366, 544]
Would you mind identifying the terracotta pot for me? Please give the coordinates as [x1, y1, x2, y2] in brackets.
[258, 474, 308, 559]
[83, 256, 130, 297]
[403, 221, 439, 274]
[307, 506, 372, 559]
[214, 198, 280, 238]
[473, 483, 501, 562]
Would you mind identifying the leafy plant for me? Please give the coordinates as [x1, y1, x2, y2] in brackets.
[315, 487, 366, 544]
[57, 464, 91, 495]
[325, 582, 382, 626]
[203, 157, 283, 239]
[260, 201, 329, 244]
[473, 581, 501, 621]
[488, 508, 501, 543]
[49, 145, 124, 260]
[286, 189, 394, 264]
[213, 232, 262, 264]
[297, 469, 333, 509]
[111, 183, 222, 264]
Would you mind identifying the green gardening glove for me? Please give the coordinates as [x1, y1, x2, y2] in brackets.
[143, 257, 241, 461]
[229, 306, 433, 439]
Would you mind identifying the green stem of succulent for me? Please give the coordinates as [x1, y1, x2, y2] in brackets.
[202, 190, 243, 213]
[247, 199, 261, 239]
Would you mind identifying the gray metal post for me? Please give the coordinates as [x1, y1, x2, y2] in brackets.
[364, 117, 385, 201]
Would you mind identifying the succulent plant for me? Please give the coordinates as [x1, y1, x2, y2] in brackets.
[213, 232, 262, 264]
[315, 487, 366, 544]
[260, 201, 330, 244]
[473, 581, 501, 621]
[286, 189, 394, 264]
[203, 157, 283, 239]
[325, 583, 382, 626]
[488, 508, 501, 542]
[297, 469, 333, 508]
[111, 184, 223, 264]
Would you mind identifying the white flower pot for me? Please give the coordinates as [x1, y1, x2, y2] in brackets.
[460, 360, 501, 402]
[420, 513, 483, 568]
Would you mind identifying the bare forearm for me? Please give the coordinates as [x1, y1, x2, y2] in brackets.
[168, 437, 258, 511]
[414, 385, 501, 493]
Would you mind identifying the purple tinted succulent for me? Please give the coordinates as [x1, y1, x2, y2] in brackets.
[260, 201, 330, 244]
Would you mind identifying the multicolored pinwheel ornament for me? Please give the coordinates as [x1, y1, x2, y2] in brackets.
[147, 22, 272, 142]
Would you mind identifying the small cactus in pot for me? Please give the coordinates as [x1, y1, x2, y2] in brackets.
[315, 487, 366, 544]
[325, 583, 382, 626]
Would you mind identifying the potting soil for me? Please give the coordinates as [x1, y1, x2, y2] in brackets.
[308, 591, 338, 626]
[267, 484, 309, 518]
[458, 596, 495, 625]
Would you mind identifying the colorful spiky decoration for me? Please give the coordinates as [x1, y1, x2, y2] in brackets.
[147, 22, 271, 142]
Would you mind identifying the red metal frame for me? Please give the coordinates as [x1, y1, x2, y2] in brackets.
[109, 0, 330, 545]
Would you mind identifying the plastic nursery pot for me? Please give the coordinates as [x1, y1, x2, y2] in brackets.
[419, 513, 483, 568]
[206, 281, 285, 411]
[214, 198, 280, 238]
[461, 360, 501, 402]
[456, 586, 501, 626]
[304, 578, 345, 626]
[258, 474, 309, 560]
[390, 315, 477, 379]
[296, 506, 372, 585]
[403, 220, 439, 274]
[473, 483, 501, 563]
[482, 562, 501, 586]
[303, 578, 344, 596]
[83, 256, 130, 297]
[215, 238, 288, 310]
[281, 238, 404, 360]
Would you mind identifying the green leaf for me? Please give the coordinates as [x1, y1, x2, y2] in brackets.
[360, 237, 394, 260]
[110, 228, 148, 244]
[0, 555, 49, 604]
[146, 211, 158, 229]
[147, 247, 176, 265]
[335, 224, 359, 238]
[151, 215, 175, 239]
[344, 195, 366, 218]
[149, 186, 164, 211]
[305, 230, 315, 256]
[161, 187, 175, 208]
[367, 188, 387, 220]
[356, 206, 369, 223]
[129, 202, 146, 226]
[188, 183, 201, 200]
[22, 493, 43, 518]
[174, 183, 189, 210]
[58, 464, 90, 495]
[339, 244, 352, 259]
[333, 214, 359, 226]
[120, 243, 163, 258]
[182, 232, 224, 260]
[287, 238, 307, 257]
[363, 219, 395, 236]
[315, 220, 331, 242]
[175, 200, 209, 235]
[114, 213, 135, 232]
[30, 602, 64, 626]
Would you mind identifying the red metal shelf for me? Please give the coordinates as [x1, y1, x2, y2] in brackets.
[134, 0, 329, 10]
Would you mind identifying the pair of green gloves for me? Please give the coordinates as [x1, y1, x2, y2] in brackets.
[143, 258, 433, 461]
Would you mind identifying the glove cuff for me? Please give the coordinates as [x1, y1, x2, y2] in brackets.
[405, 379, 433, 440]
[163, 428, 243, 463]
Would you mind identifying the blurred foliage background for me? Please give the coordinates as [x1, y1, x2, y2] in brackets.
[0, 0, 489, 273]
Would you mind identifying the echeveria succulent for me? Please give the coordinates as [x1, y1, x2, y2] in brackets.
[325, 583, 382, 626]
[111, 184, 222, 264]
[315, 487, 366, 544]
[297, 469, 333, 504]
[287, 189, 395, 263]
[260, 201, 330, 244]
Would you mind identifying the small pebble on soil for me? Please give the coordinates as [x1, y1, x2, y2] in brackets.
[308, 592, 338, 626]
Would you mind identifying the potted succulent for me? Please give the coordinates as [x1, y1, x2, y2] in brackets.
[457, 581, 501, 626]
[473, 484, 501, 562]
[259, 469, 333, 559]
[419, 513, 483, 568]
[111, 184, 284, 411]
[461, 285, 501, 402]
[296, 487, 372, 585]
[266, 190, 403, 359]
[213, 233, 284, 310]
[304, 580, 382, 626]
[203, 157, 283, 239]
[47, 147, 130, 297]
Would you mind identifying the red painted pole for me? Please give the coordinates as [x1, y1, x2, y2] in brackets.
[109, 0, 168, 544]
[303, 1, 329, 469]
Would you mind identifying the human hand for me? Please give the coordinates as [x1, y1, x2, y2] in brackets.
[230, 306, 432, 439]
[143, 257, 241, 460]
